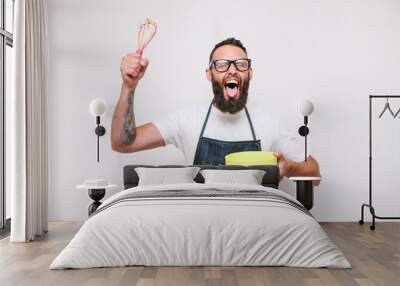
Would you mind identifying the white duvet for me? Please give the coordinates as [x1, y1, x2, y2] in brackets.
[50, 183, 351, 269]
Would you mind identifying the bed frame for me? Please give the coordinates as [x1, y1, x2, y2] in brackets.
[123, 164, 315, 210]
[123, 165, 280, 189]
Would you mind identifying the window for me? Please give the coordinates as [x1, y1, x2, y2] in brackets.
[5, 0, 13, 33]
[0, 0, 14, 235]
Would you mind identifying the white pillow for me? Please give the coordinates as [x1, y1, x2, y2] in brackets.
[135, 167, 201, 186]
[200, 169, 266, 185]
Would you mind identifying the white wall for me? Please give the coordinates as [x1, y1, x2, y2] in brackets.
[47, 0, 400, 221]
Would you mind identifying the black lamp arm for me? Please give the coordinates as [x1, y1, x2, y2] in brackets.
[298, 115, 310, 162]
[94, 116, 106, 162]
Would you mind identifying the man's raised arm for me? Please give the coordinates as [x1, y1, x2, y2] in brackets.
[111, 53, 165, 153]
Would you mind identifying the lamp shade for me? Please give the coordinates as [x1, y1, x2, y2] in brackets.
[298, 100, 314, 116]
[89, 98, 107, 117]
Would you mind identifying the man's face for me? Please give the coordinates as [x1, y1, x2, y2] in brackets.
[206, 45, 253, 114]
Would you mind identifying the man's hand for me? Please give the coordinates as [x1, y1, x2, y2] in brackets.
[273, 152, 321, 185]
[273, 152, 292, 181]
[120, 52, 149, 90]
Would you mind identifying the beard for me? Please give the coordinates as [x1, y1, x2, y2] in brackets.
[211, 77, 250, 114]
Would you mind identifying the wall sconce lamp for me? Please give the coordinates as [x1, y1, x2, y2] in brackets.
[292, 99, 321, 211]
[89, 98, 107, 162]
[298, 100, 314, 162]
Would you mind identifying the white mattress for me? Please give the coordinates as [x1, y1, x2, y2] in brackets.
[50, 183, 351, 269]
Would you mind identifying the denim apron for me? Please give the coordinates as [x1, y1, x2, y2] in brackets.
[193, 103, 261, 166]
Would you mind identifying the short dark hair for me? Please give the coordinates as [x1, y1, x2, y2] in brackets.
[209, 37, 247, 63]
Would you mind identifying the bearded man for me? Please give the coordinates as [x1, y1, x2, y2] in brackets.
[111, 37, 320, 179]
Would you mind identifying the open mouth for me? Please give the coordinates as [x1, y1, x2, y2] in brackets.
[224, 79, 240, 98]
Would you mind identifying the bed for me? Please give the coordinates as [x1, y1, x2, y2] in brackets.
[50, 165, 351, 269]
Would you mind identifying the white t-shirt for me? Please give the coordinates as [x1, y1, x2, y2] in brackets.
[153, 104, 304, 164]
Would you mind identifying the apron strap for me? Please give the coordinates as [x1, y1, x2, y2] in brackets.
[199, 103, 258, 140]
[245, 106, 257, 141]
[198, 103, 213, 138]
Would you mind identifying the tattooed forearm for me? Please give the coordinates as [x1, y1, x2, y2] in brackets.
[120, 90, 136, 145]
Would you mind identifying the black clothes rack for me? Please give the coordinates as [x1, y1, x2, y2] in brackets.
[359, 95, 400, 230]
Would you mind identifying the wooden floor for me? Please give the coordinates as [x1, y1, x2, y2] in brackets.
[0, 222, 399, 286]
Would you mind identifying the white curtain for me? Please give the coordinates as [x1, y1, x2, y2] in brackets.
[9, 0, 49, 242]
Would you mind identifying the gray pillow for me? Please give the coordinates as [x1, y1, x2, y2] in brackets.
[200, 169, 266, 185]
[135, 167, 201, 186]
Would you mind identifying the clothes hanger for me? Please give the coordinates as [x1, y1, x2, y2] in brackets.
[378, 97, 395, 118]
[394, 106, 400, 118]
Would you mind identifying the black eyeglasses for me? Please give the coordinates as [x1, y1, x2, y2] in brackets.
[209, 59, 252, 72]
